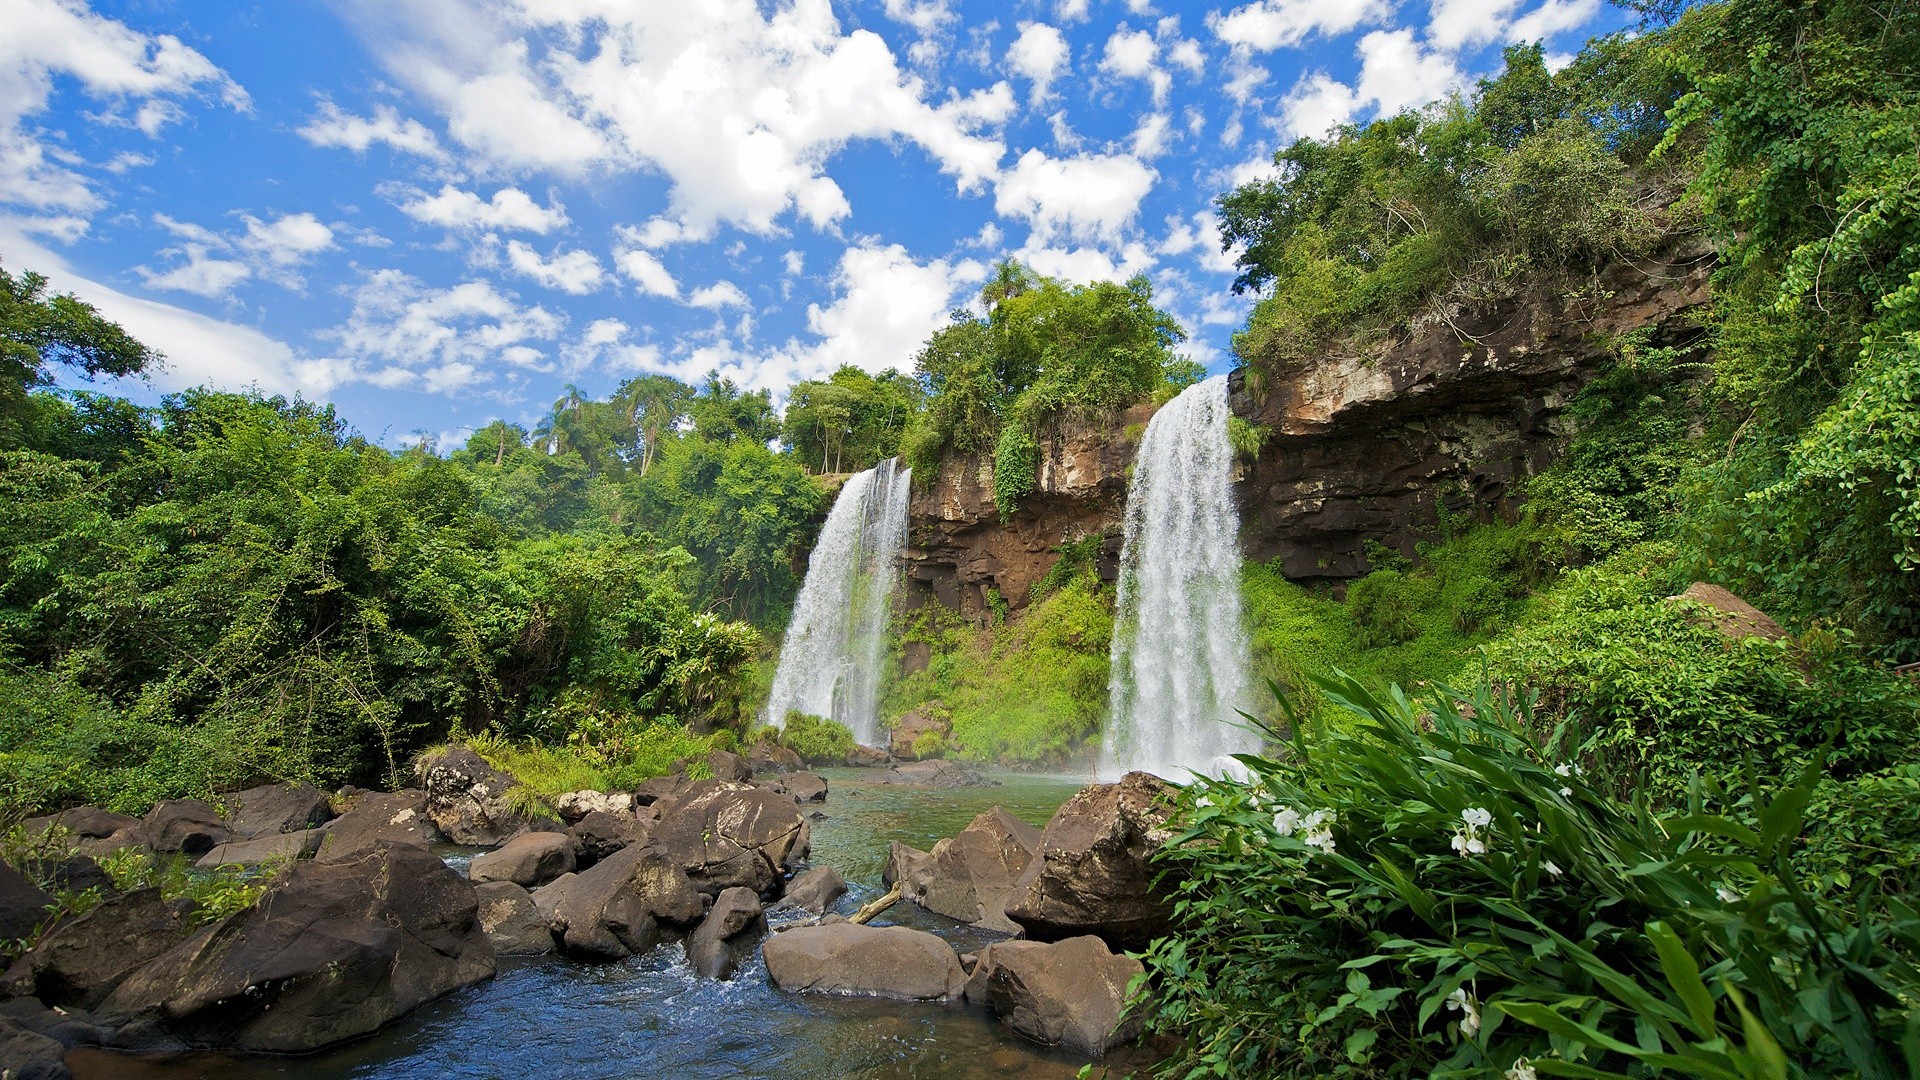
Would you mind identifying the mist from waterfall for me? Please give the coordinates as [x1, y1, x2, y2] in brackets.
[764, 457, 912, 747]
[1100, 375, 1256, 780]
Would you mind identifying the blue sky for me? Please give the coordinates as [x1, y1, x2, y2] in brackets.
[1, 0, 1627, 449]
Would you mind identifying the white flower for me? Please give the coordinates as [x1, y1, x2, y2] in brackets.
[1553, 764, 1574, 778]
[1553, 763, 1578, 797]
[1272, 807, 1301, 836]
[1446, 987, 1482, 1038]
[1452, 808, 1493, 857]
[1294, 809, 1336, 853]
[1544, 859, 1563, 877]
[1462, 807, 1493, 828]
[1302, 825, 1336, 854]
[1717, 885, 1740, 904]
[1506, 1057, 1538, 1080]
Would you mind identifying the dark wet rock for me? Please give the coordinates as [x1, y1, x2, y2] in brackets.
[772, 866, 846, 915]
[414, 747, 536, 846]
[762, 923, 966, 1002]
[473, 881, 554, 956]
[875, 760, 997, 789]
[844, 745, 890, 768]
[547, 844, 704, 962]
[921, 807, 1041, 933]
[226, 783, 334, 838]
[97, 842, 494, 1053]
[528, 873, 575, 922]
[553, 790, 634, 823]
[633, 774, 690, 807]
[1007, 772, 1179, 950]
[889, 707, 951, 760]
[0, 1014, 68, 1080]
[141, 801, 230, 856]
[195, 829, 323, 869]
[470, 832, 575, 889]
[16, 855, 115, 899]
[964, 935, 1146, 1056]
[747, 742, 803, 774]
[23, 808, 139, 842]
[783, 772, 828, 803]
[686, 886, 765, 980]
[0, 861, 56, 945]
[2, 889, 199, 1010]
[704, 749, 753, 783]
[882, 841, 935, 906]
[649, 781, 808, 897]
[0, 996, 114, 1051]
[565, 810, 646, 870]
[314, 790, 441, 863]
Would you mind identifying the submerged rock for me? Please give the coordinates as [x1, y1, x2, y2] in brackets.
[470, 832, 575, 889]
[882, 841, 935, 906]
[0, 861, 55, 945]
[547, 844, 704, 962]
[875, 760, 997, 788]
[762, 923, 966, 1002]
[772, 866, 847, 916]
[141, 800, 230, 856]
[964, 935, 1146, 1056]
[649, 781, 808, 897]
[844, 745, 890, 768]
[565, 810, 647, 869]
[1006, 771, 1179, 949]
[195, 829, 324, 869]
[685, 886, 765, 979]
[553, 790, 633, 823]
[0, 1014, 67, 1080]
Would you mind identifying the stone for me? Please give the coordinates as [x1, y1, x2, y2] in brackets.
[547, 844, 704, 962]
[1670, 583, 1788, 642]
[633, 774, 689, 806]
[965, 935, 1146, 1056]
[414, 747, 536, 846]
[875, 759, 998, 789]
[194, 829, 324, 869]
[762, 923, 966, 1002]
[648, 781, 808, 897]
[1006, 772, 1179, 949]
[889, 707, 951, 760]
[919, 807, 1041, 933]
[3, 888, 199, 1010]
[882, 841, 935, 906]
[315, 790, 441, 862]
[845, 745, 891, 768]
[746, 742, 803, 774]
[0, 1015, 68, 1080]
[15, 855, 114, 899]
[0, 860, 56, 945]
[528, 873, 574, 921]
[782, 772, 828, 803]
[565, 810, 646, 869]
[97, 842, 494, 1053]
[704, 749, 753, 783]
[0, 997, 113, 1052]
[473, 881, 554, 956]
[226, 783, 334, 838]
[140, 800, 230, 856]
[469, 832, 575, 889]
[685, 887, 765, 980]
[553, 790, 634, 823]
[772, 866, 846, 915]
[23, 808, 139, 842]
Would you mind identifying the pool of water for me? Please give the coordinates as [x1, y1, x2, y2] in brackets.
[69, 770, 1099, 1080]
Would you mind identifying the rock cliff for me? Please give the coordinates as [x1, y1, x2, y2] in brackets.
[901, 243, 1711, 617]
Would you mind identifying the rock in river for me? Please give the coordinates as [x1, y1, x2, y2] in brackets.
[762, 923, 966, 1002]
[964, 935, 1146, 1056]
[1006, 771, 1179, 949]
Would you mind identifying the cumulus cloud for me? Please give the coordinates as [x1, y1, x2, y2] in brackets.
[297, 99, 449, 161]
[611, 234, 681, 298]
[137, 210, 336, 298]
[504, 240, 607, 295]
[1099, 26, 1172, 105]
[395, 184, 569, 233]
[688, 281, 750, 310]
[0, 0, 246, 221]
[322, 269, 564, 391]
[1008, 22, 1070, 104]
[994, 148, 1158, 246]
[1275, 30, 1466, 140]
[1209, 0, 1395, 51]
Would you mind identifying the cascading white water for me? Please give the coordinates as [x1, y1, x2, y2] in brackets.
[764, 457, 912, 747]
[1100, 375, 1257, 780]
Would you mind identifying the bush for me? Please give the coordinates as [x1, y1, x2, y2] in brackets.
[1143, 673, 1920, 1079]
[1346, 570, 1426, 648]
[780, 712, 854, 764]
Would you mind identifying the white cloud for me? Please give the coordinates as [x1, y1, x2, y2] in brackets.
[781, 250, 805, 275]
[1055, 0, 1092, 22]
[504, 240, 607, 294]
[612, 243, 681, 299]
[689, 281, 751, 310]
[1275, 30, 1466, 140]
[1012, 238, 1157, 284]
[1100, 26, 1171, 105]
[242, 212, 335, 265]
[347, 2, 1014, 244]
[297, 99, 449, 161]
[136, 248, 251, 299]
[1275, 71, 1362, 140]
[994, 148, 1158, 246]
[323, 269, 564, 389]
[0, 0, 246, 221]
[1509, 0, 1603, 44]
[1008, 22, 1070, 105]
[1209, 0, 1395, 51]
[396, 185, 569, 233]
[137, 210, 335, 298]
[1130, 112, 1173, 157]
[1428, 0, 1525, 49]
[773, 242, 985, 384]
[881, 0, 956, 37]
[1166, 37, 1207, 75]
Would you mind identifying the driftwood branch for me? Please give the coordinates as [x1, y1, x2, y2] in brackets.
[849, 885, 901, 925]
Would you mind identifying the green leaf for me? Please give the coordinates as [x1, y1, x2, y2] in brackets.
[1647, 921, 1720, 1039]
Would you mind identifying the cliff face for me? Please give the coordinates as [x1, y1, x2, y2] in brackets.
[901, 244, 1711, 617]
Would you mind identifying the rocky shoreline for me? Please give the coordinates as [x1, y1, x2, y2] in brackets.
[0, 752, 1181, 1077]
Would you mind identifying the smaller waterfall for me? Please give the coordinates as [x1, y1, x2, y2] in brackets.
[764, 458, 912, 747]
[1101, 375, 1257, 780]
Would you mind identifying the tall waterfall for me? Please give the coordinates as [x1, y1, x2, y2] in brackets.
[1101, 375, 1256, 780]
[764, 457, 912, 747]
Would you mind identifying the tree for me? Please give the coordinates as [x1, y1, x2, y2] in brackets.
[611, 374, 694, 475]
[781, 365, 919, 474]
[2, 263, 160, 445]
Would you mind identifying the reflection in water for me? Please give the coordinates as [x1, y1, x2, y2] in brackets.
[70, 771, 1093, 1080]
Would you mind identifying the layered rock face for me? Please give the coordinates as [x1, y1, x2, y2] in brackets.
[903, 246, 1711, 608]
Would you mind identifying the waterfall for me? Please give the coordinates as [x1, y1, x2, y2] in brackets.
[765, 457, 912, 747]
[1100, 375, 1256, 780]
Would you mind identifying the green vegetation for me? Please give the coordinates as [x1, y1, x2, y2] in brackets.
[778, 711, 855, 765]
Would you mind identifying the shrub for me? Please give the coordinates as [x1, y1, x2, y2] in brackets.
[1346, 569, 1426, 648]
[1142, 673, 1920, 1079]
[780, 712, 854, 764]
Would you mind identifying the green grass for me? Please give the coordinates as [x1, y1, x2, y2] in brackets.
[458, 718, 719, 799]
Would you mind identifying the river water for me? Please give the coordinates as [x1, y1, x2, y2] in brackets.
[68, 770, 1099, 1080]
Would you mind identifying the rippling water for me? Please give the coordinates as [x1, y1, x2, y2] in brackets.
[70, 769, 1101, 1080]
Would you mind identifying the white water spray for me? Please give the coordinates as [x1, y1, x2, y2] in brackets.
[765, 458, 911, 747]
[1100, 375, 1257, 780]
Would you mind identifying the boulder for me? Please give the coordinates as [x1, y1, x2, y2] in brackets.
[226, 783, 334, 838]
[889, 707, 951, 760]
[875, 760, 997, 789]
[633, 774, 690, 807]
[547, 844, 704, 962]
[315, 790, 442, 862]
[141, 800, 230, 856]
[469, 832, 575, 889]
[98, 842, 494, 1053]
[762, 923, 966, 1002]
[23, 807, 139, 842]
[553, 790, 634, 824]
[0, 996, 114, 1053]
[1670, 583, 1788, 642]
[0, 1015, 67, 1080]
[845, 745, 891, 768]
[414, 747, 537, 846]
[964, 936, 1146, 1056]
[565, 810, 646, 869]
[920, 807, 1041, 933]
[782, 772, 829, 803]
[195, 830, 324, 869]
[528, 873, 574, 921]
[772, 866, 846, 915]
[649, 781, 808, 897]
[685, 887, 765, 980]
[1006, 772, 1179, 949]
[704, 749, 753, 783]
[882, 841, 935, 906]
[15, 855, 114, 898]
[473, 881, 554, 956]
[747, 742, 803, 774]
[2, 888, 199, 1010]
[0, 861, 55, 945]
